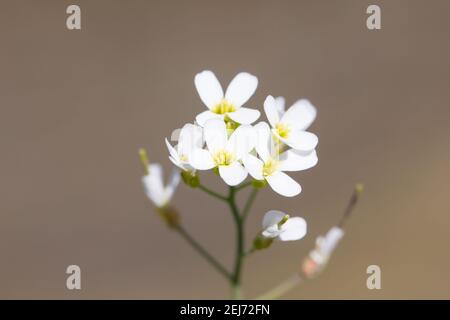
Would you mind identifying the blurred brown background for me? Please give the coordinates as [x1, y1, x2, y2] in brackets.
[1, 0, 450, 299]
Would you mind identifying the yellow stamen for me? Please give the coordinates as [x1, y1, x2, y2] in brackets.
[213, 99, 235, 115]
[275, 122, 291, 138]
[277, 214, 290, 229]
[213, 150, 235, 166]
[262, 158, 280, 177]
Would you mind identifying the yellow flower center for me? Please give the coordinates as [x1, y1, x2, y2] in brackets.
[262, 158, 280, 177]
[180, 154, 188, 162]
[213, 99, 235, 115]
[213, 150, 235, 166]
[275, 122, 291, 138]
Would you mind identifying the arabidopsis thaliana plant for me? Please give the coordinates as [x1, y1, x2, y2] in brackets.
[264, 95, 318, 152]
[261, 210, 307, 241]
[166, 123, 203, 171]
[142, 163, 180, 208]
[194, 70, 260, 126]
[243, 122, 318, 197]
[190, 118, 256, 186]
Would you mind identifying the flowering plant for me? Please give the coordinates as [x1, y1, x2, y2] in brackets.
[139, 70, 362, 299]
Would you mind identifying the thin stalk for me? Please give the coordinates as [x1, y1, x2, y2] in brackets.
[228, 186, 245, 299]
[256, 274, 303, 300]
[175, 225, 232, 281]
[235, 181, 252, 192]
[338, 183, 364, 227]
[198, 184, 228, 202]
[241, 188, 258, 221]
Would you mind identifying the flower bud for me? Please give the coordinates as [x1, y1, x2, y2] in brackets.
[355, 183, 364, 196]
[224, 115, 239, 136]
[157, 206, 180, 229]
[181, 170, 200, 188]
[252, 179, 267, 189]
[253, 235, 274, 250]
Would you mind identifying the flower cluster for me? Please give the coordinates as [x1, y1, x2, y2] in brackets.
[165, 70, 319, 197]
[139, 70, 362, 299]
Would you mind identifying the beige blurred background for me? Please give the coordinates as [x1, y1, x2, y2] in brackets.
[1, 0, 450, 299]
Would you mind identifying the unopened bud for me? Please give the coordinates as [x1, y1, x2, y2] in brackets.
[181, 170, 200, 188]
[224, 115, 239, 136]
[157, 206, 180, 229]
[355, 183, 364, 196]
[253, 235, 274, 250]
[252, 179, 267, 189]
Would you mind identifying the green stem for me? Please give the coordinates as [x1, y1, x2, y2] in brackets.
[235, 181, 252, 192]
[189, 181, 258, 299]
[198, 184, 228, 201]
[242, 188, 259, 221]
[244, 247, 256, 257]
[228, 186, 244, 299]
[175, 225, 231, 281]
[256, 274, 303, 300]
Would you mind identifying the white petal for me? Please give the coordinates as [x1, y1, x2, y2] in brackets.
[254, 122, 273, 162]
[263, 95, 280, 127]
[196, 110, 222, 127]
[189, 148, 215, 170]
[262, 226, 283, 238]
[142, 164, 166, 207]
[142, 176, 165, 207]
[165, 168, 181, 201]
[194, 70, 223, 109]
[178, 123, 204, 158]
[165, 138, 179, 162]
[275, 96, 286, 115]
[281, 99, 317, 131]
[262, 210, 285, 230]
[279, 150, 318, 172]
[227, 107, 260, 125]
[242, 154, 264, 180]
[169, 155, 182, 169]
[279, 130, 318, 152]
[319, 227, 345, 255]
[279, 217, 307, 241]
[225, 72, 258, 108]
[219, 162, 248, 186]
[203, 118, 227, 153]
[266, 171, 302, 197]
[147, 164, 163, 189]
[226, 125, 256, 160]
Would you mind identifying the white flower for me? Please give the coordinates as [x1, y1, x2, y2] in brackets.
[310, 227, 344, 264]
[194, 70, 260, 126]
[190, 118, 256, 186]
[243, 122, 318, 197]
[263, 95, 318, 152]
[166, 123, 203, 171]
[142, 163, 180, 208]
[302, 227, 344, 277]
[261, 210, 307, 241]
